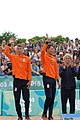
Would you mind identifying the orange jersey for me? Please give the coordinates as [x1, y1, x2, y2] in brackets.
[41, 44, 59, 80]
[3, 46, 32, 81]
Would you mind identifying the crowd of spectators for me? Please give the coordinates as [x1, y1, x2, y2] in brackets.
[0, 37, 80, 76]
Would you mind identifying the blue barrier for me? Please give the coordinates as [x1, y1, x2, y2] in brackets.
[62, 113, 80, 118]
[61, 114, 80, 120]
[0, 76, 80, 90]
[0, 76, 80, 116]
[0, 90, 2, 115]
[1, 89, 80, 116]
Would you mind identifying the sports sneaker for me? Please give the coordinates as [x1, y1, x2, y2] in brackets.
[48, 116, 54, 120]
[42, 114, 48, 120]
[25, 116, 31, 120]
[17, 117, 23, 120]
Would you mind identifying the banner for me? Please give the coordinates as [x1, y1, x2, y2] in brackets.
[31, 76, 43, 90]
[0, 76, 80, 90]
[0, 90, 2, 115]
[0, 76, 44, 90]
[0, 76, 13, 90]
[2, 89, 80, 116]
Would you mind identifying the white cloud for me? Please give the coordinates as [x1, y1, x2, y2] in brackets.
[0, 0, 80, 40]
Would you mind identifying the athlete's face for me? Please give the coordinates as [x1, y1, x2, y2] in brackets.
[17, 46, 23, 55]
[47, 46, 54, 55]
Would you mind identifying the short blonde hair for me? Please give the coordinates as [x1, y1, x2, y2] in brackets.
[63, 53, 72, 60]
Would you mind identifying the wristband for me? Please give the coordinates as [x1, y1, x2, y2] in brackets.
[7, 43, 11, 46]
[46, 42, 49, 44]
[46, 41, 51, 44]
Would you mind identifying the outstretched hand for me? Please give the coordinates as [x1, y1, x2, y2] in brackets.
[46, 33, 49, 41]
[46, 33, 51, 42]
[46, 33, 48, 38]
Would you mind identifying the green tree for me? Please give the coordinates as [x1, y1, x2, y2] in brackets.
[29, 35, 68, 45]
[16, 38, 26, 44]
[52, 35, 66, 44]
[0, 31, 18, 44]
[30, 36, 46, 44]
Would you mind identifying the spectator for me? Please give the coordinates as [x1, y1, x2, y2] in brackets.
[31, 47, 40, 61]
[67, 40, 74, 53]
[73, 49, 78, 62]
[77, 47, 80, 59]
[74, 38, 80, 50]
[0, 58, 4, 76]
[28, 46, 34, 59]
[31, 59, 40, 76]
[77, 66, 80, 80]
[1, 40, 6, 49]
[1, 58, 12, 75]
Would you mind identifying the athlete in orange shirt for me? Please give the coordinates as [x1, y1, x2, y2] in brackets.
[41, 34, 61, 120]
[3, 42, 32, 120]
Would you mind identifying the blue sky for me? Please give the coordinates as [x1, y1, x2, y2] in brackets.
[0, 0, 80, 40]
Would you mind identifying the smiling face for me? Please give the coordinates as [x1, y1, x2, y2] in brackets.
[2, 40, 6, 46]
[64, 56, 71, 64]
[47, 45, 55, 55]
[63, 54, 72, 66]
[17, 44, 23, 55]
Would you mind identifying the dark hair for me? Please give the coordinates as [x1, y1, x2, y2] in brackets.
[29, 46, 33, 48]
[17, 44, 22, 47]
[46, 43, 53, 50]
[75, 38, 78, 41]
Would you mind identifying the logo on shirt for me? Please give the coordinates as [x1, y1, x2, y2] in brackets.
[23, 58, 25, 62]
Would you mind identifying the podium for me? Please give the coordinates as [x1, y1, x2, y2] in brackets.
[61, 114, 80, 120]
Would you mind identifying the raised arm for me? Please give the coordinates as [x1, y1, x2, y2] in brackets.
[3, 45, 12, 61]
[41, 34, 50, 67]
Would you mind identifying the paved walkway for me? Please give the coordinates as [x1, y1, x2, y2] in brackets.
[0, 116, 62, 120]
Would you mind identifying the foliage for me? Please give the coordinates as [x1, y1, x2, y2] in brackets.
[51, 35, 66, 44]
[30, 35, 69, 45]
[65, 37, 70, 43]
[16, 38, 26, 44]
[0, 31, 17, 45]
[31, 36, 46, 44]
[0, 31, 71, 45]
